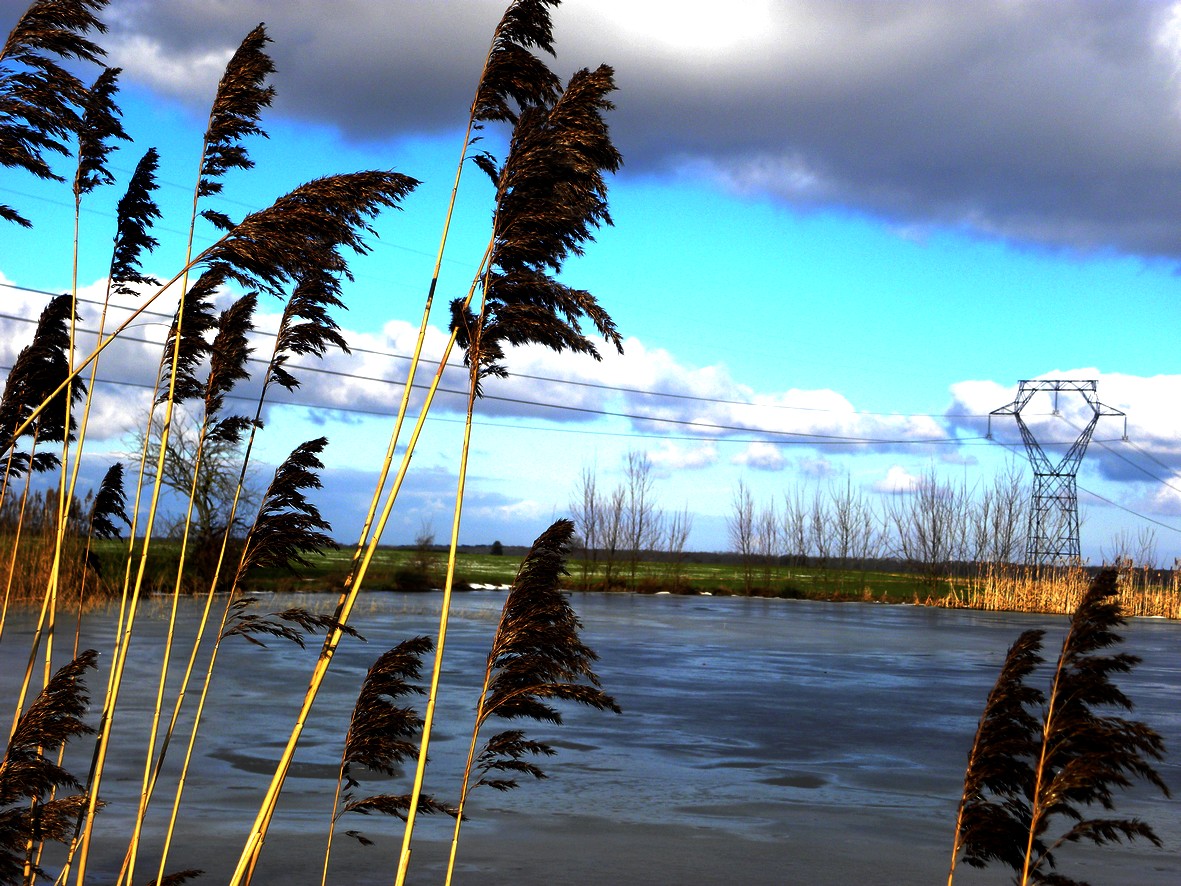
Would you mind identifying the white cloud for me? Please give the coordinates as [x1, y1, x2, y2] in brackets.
[874, 464, 920, 494]
[731, 441, 785, 471]
[947, 369, 1181, 483]
[580, 0, 775, 54]
[647, 441, 718, 471]
[108, 34, 233, 99]
[796, 455, 836, 479]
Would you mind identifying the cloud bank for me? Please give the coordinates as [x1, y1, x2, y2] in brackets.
[22, 0, 1180, 261]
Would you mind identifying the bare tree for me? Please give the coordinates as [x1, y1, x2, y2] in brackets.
[729, 479, 756, 594]
[988, 462, 1029, 565]
[1103, 526, 1156, 569]
[131, 411, 260, 583]
[827, 476, 882, 590]
[132, 413, 259, 545]
[661, 505, 694, 592]
[829, 477, 858, 564]
[782, 487, 809, 566]
[884, 467, 971, 589]
[409, 518, 440, 577]
[600, 485, 626, 588]
[755, 498, 778, 588]
[970, 460, 1030, 566]
[808, 486, 832, 578]
[623, 450, 661, 590]
[571, 464, 602, 589]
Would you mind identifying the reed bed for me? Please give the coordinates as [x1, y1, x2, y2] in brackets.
[954, 562, 1181, 619]
[2, 1, 625, 884]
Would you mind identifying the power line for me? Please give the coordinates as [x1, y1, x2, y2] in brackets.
[1077, 484, 1181, 536]
[3, 284, 1179, 533]
[1053, 413, 1181, 498]
[0, 282, 1048, 421]
[989, 438, 1181, 536]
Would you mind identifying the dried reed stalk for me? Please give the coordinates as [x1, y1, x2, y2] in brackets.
[0, 0, 108, 227]
[444, 519, 618, 884]
[120, 293, 255, 885]
[950, 569, 1170, 885]
[396, 60, 622, 884]
[72, 20, 275, 872]
[321, 636, 440, 886]
[156, 438, 347, 885]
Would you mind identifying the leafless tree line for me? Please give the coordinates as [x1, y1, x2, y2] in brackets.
[571, 457, 1044, 592]
[570, 451, 693, 590]
[729, 463, 1034, 592]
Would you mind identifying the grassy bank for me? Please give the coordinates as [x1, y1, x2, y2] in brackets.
[41, 539, 1180, 620]
[132, 542, 1176, 618]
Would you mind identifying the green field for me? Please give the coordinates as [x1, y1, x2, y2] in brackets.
[234, 547, 941, 603]
[64, 539, 946, 603]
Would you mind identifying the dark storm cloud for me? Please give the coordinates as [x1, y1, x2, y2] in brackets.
[7, 1, 1181, 254]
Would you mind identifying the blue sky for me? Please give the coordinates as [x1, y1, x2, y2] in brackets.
[3, 0, 1181, 563]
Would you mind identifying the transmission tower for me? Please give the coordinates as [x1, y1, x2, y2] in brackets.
[988, 380, 1126, 567]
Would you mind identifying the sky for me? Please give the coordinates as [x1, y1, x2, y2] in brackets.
[3, 0, 1181, 564]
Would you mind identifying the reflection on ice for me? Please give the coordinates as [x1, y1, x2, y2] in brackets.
[1, 592, 1177, 885]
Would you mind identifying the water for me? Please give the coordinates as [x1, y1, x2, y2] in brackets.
[2, 592, 1177, 885]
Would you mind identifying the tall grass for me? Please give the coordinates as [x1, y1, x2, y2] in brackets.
[956, 562, 1181, 619]
[3, 1, 624, 884]
[949, 569, 1169, 885]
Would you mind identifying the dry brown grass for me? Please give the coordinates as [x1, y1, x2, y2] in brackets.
[0, 491, 117, 607]
[950, 561, 1180, 619]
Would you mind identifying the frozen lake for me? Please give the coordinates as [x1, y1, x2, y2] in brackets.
[3, 592, 1178, 885]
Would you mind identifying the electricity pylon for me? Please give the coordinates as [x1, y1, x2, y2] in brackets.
[988, 380, 1126, 566]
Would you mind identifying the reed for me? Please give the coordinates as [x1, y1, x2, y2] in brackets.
[959, 561, 1181, 619]
[320, 636, 442, 886]
[0, 650, 96, 884]
[445, 519, 619, 884]
[0, 0, 108, 228]
[950, 569, 1170, 885]
[392, 56, 623, 885]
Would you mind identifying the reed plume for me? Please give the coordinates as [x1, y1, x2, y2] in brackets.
[1020, 569, 1169, 884]
[87, 463, 126, 542]
[155, 271, 221, 406]
[0, 0, 108, 226]
[321, 637, 449, 884]
[0, 649, 96, 884]
[471, 0, 561, 126]
[144, 870, 203, 886]
[200, 170, 419, 297]
[0, 295, 82, 462]
[109, 148, 162, 297]
[268, 270, 350, 392]
[221, 597, 360, 649]
[197, 24, 274, 209]
[205, 293, 256, 423]
[460, 63, 623, 388]
[238, 437, 335, 575]
[71, 64, 126, 200]
[444, 519, 618, 883]
[949, 629, 1046, 882]
[950, 568, 1170, 885]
